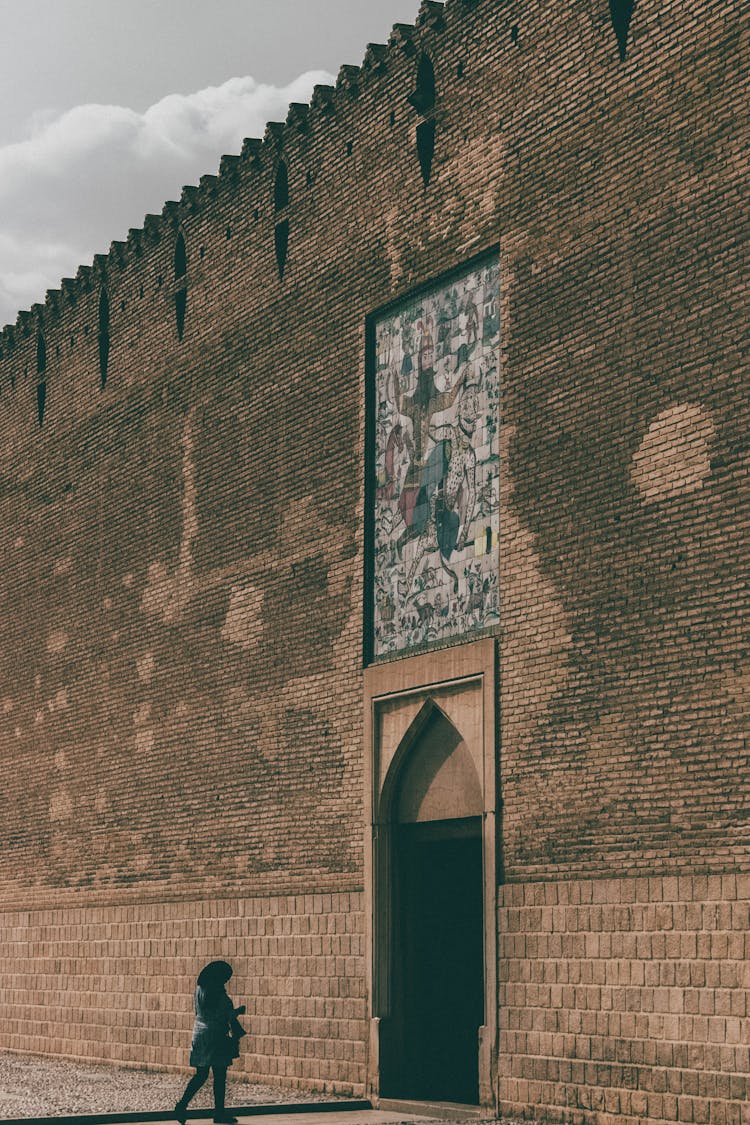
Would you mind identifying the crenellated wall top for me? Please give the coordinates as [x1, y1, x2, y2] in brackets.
[0, 0, 491, 347]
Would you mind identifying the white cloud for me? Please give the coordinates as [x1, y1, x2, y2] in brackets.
[0, 71, 333, 326]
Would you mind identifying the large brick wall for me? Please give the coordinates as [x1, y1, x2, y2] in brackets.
[494, 0, 748, 880]
[0, 0, 746, 1114]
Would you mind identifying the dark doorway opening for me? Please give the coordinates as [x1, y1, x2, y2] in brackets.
[383, 817, 483, 1104]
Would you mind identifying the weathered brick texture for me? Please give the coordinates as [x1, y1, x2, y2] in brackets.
[0, 0, 745, 1113]
[499, 877, 750, 1125]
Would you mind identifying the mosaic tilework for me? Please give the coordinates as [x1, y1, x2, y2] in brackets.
[372, 258, 500, 656]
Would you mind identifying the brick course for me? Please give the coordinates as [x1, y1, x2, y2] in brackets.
[0, 0, 746, 1115]
[0, 893, 366, 1092]
[499, 877, 750, 1124]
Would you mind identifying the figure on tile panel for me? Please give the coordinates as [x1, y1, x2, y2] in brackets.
[372, 256, 500, 655]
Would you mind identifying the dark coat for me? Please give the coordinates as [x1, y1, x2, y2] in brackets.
[189, 985, 236, 1068]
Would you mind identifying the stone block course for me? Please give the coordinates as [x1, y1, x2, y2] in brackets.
[0, 894, 366, 1093]
[499, 876, 750, 1124]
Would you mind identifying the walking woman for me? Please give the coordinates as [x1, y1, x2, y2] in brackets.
[175, 960, 245, 1125]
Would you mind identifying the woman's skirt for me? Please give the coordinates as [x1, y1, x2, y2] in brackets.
[189, 1023, 235, 1068]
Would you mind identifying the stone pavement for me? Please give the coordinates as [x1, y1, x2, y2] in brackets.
[91, 1112, 489, 1125]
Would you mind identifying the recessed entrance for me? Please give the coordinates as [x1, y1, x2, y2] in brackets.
[377, 700, 486, 1105]
[364, 641, 497, 1111]
[385, 818, 484, 1103]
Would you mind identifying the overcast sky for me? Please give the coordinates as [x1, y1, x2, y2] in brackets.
[0, 0, 422, 326]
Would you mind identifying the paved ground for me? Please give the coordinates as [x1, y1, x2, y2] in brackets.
[123, 1114, 475, 1125]
[0, 1052, 511, 1124]
[146, 1113, 491, 1125]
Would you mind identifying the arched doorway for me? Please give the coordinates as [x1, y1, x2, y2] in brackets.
[380, 703, 485, 1104]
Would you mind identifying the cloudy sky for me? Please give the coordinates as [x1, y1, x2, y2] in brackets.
[0, 0, 421, 327]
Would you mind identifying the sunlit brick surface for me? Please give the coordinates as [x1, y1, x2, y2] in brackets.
[0, 894, 366, 1092]
[499, 877, 750, 1125]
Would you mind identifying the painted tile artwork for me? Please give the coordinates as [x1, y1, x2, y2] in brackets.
[371, 258, 500, 656]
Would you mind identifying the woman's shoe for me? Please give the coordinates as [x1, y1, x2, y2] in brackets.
[174, 1102, 188, 1125]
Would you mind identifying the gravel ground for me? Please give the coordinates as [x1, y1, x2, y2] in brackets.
[0, 1050, 348, 1119]
[0, 1051, 525, 1125]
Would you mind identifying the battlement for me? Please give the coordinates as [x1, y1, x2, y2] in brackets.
[0, 0, 470, 345]
[0, 0, 645, 393]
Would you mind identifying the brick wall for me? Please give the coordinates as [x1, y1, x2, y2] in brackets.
[494, 0, 748, 879]
[0, 893, 365, 1092]
[499, 876, 750, 1124]
[0, 0, 516, 905]
[0, 0, 745, 1110]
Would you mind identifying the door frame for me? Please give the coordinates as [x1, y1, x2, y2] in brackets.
[363, 638, 498, 1110]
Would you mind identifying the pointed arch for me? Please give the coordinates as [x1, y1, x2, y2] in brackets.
[364, 641, 498, 1105]
[379, 697, 442, 821]
[408, 53, 437, 186]
[379, 697, 481, 825]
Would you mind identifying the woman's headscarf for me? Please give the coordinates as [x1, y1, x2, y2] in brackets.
[197, 960, 233, 989]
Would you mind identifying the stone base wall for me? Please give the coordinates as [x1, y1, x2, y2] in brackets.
[0, 892, 366, 1094]
[498, 876, 750, 1125]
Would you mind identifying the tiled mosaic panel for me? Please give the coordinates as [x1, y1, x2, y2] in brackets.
[372, 259, 500, 655]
